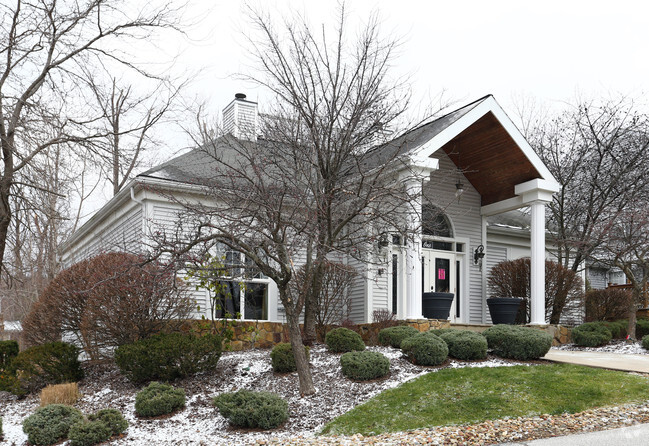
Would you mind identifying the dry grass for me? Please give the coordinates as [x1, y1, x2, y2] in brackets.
[39, 382, 80, 407]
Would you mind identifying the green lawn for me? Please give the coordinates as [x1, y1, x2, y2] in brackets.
[320, 364, 649, 436]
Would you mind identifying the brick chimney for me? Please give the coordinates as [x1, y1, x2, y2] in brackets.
[222, 93, 258, 140]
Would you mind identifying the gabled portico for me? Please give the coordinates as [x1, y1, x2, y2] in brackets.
[396, 95, 560, 325]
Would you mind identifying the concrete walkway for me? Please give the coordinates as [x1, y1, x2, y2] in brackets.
[543, 349, 649, 373]
[500, 423, 649, 445]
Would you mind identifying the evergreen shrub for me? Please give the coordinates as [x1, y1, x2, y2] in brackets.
[483, 325, 552, 360]
[572, 322, 612, 347]
[68, 420, 112, 446]
[270, 343, 310, 373]
[642, 335, 649, 351]
[0, 340, 19, 369]
[377, 326, 418, 348]
[636, 319, 649, 339]
[22, 404, 84, 446]
[439, 330, 488, 360]
[325, 327, 365, 353]
[115, 332, 221, 383]
[9, 342, 83, 396]
[214, 390, 288, 429]
[400, 332, 448, 366]
[340, 351, 390, 381]
[134, 382, 186, 417]
[88, 408, 128, 436]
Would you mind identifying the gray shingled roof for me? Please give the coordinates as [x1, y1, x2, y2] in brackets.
[139, 95, 492, 184]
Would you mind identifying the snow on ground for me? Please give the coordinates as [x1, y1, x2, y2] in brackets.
[557, 339, 649, 355]
[0, 344, 531, 446]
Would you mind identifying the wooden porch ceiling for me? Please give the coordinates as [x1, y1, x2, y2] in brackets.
[440, 112, 541, 206]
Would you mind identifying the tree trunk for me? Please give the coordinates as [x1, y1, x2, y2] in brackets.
[627, 290, 638, 340]
[0, 178, 13, 272]
[549, 287, 569, 325]
[285, 309, 315, 396]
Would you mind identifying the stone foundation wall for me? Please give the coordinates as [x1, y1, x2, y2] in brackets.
[183, 319, 571, 351]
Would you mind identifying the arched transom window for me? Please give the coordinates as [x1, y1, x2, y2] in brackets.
[422, 204, 453, 238]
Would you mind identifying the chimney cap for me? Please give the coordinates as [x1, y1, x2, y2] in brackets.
[235, 93, 247, 100]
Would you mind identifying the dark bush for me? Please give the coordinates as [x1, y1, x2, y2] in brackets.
[270, 343, 310, 373]
[400, 332, 448, 366]
[488, 258, 584, 324]
[601, 320, 627, 339]
[8, 342, 83, 396]
[22, 252, 193, 360]
[572, 322, 612, 347]
[439, 330, 488, 360]
[22, 404, 84, 446]
[636, 319, 649, 339]
[88, 408, 128, 436]
[115, 332, 221, 383]
[584, 288, 632, 322]
[325, 327, 365, 353]
[214, 390, 288, 430]
[483, 325, 552, 360]
[377, 326, 419, 348]
[0, 340, 19, 369]
[642, 335, 649, 351]
[135, 382, 186, 417]
[68, 420, 112, 446]
[340, 351, 390, 381]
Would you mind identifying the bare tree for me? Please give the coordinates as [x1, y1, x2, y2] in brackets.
[600, 203, 649, 339]
[523, 97, 649, 322]
[0, 0, 183, 275]
[81, 66, 185, 196]
[154, 5, 425, 396]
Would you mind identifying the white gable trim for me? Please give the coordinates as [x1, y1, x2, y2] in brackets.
[412, 96, 558, 185]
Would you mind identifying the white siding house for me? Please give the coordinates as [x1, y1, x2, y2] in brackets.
[60, 94, 562, 325]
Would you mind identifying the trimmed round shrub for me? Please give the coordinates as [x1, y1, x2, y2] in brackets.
[602, 320, 627, 339]
[135, 382, 186, 417]
[642, 335, 649, 351]
[572, 322, 612, 347]
[115, 332, 221, 383]
[483, 325, 552, 360]
[22, 404, 84, 446]
[270, 343, 310, 373]
[340, 351, 390, 381]
[9, 342, 83, 396]
[439, 330, 488, 360]
[636, 319, 649, 339]
[68, 420, 112, 446]
[88, 408, 128, 436]
[378, 326, 419, 348]
[325, 327, 365, 353]
[214, 390, 288, 429]
[400, 332, 448, 366]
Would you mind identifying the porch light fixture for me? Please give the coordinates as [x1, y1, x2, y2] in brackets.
[377, 234, 390, 250]
[474, 244, 485, 265]
[455, 168, 464, 201]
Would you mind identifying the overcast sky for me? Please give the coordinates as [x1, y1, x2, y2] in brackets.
[85, 0, 649, 214]
[171, 0, 648, 119]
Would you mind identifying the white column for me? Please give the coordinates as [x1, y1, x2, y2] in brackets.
[530, 201, 546, 325]
[405, 178, 423, 319]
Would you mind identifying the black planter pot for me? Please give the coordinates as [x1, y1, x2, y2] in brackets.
[487, 297, 524, 325]
[422, 292, 454, 320]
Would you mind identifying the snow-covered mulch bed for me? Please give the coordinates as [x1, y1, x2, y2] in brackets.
[0, 344, 531, 446]
[556, 339, 649, 355]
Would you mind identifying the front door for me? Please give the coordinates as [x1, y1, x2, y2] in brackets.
[423, 250, 458, 322]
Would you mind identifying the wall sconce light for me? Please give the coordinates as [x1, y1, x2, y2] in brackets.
[377, 234, 389, 250]
[474, 244, 485, 265]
